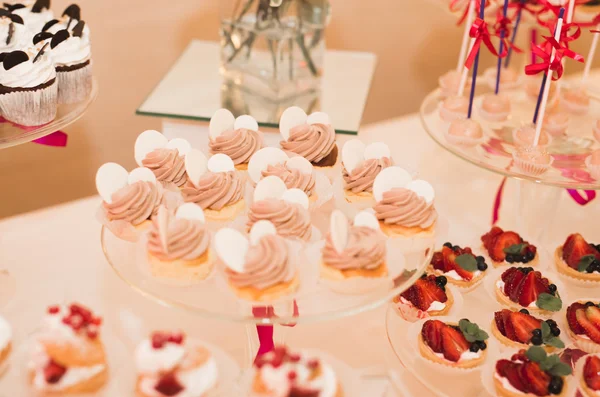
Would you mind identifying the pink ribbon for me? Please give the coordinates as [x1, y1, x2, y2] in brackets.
[492, 177, 507, 225]
[32, 131, 68, 147]
[252, 300, 299, 362]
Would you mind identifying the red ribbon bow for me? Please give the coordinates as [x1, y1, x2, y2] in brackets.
[525, 35, 584, 80]
[507, 0, 537, 19]
[494, 15, 523, 54]
[450, 0, 488, 26]
[465, 18, 507, 69]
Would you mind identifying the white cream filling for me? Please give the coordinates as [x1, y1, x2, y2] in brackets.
[433, 349, 482, 362]
[496, 280, 539, 308]
[445, 269, 481, 281]
[0, 315, 11, 352]
[259, 357, 338, 397]
[494, 371, 524, 394]
[398, 296, 447, 313]
[135, 338, 186, 375]
[138, 357, 218, 397]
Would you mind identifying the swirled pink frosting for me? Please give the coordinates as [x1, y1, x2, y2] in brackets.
[141, 148, 188, 187]
[209, 129, 263, 165]
[181, 171, 244, 210]
[226, 234, 295, 290]
[261, 163, 315, 196]
[103, 182, 163, 225]
[280, 123, 335, 163]
[147, 214, 210, 261]
[374, 188, 437, 229]
[343, 157, 392, 193]
[247, 199, 312, 241]
[322, 226, 386, 270]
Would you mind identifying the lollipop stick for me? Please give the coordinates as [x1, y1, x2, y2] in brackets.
[467, 0, 487, 118]
[458, 38, 476, 97]
[457, 0, 477, 71]
[566, 0, 575, 23]
[504, 0, 525, 68]
[495, 0, 510, 94]
[582, 26, 600, 83]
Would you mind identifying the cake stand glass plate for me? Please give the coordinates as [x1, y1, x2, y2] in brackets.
[420, 83, 600, 190]
[0, 77, 98, 149]
[100, 226, 433, 325]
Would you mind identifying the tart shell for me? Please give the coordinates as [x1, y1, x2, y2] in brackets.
[554, 247, 600, 282]
[427, 264, 485, 289]
[490, 319, 557, 353]
[417, 331, 487, 369]
[393, 287, 454, 318]
[494, 285, 555, 317]
[494, 373, 568, 397]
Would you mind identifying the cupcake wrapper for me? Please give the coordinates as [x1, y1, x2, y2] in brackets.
[0, 82, 57, 126]
[585, 156, 600, 181]
[57, 63, 92, 104]
[512, 152, 553, 176]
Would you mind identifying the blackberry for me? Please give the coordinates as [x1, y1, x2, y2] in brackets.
[551, 327, 560, 336]
[532, 329, 542, 337]
[470, 344, 480, 353]
[506, 254, 515, 263]
[531, 335, 543, 345]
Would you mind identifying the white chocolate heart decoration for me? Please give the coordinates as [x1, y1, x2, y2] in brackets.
[248, 147, 289, 184]
[128, 167, 157, 185]
[285, 156, 313, 175]
[364, 142, 391, 161]
[176, 203, 205, 223]
[307, 112, 330, 126]
[156, 205, 169, 252]
[341, 139, 366, 174]
[281, 188, 309, 210]
[209, 109, 235, 139]
[207, 153, 235, 173]
[280, 106, 308, 141]
[354, 211, 380, 231]
[372, 166, 412, 202]
[214, 228, 248, 273]
[406, 180, 435, 203]
[165, 138, 192, 156]
[134, 130, 168, 166]
[95, 162, 129, 203]
[185, 149, 208, 188]
[234, 115, 259, 132]
[330, 209, 348, 253]
[249, 220, 277, 245]
[254, 176, 287, 203]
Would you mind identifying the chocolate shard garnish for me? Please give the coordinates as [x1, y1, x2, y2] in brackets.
[0, 8, 10, 17]
[33, 31, 53, 45]
[42, 19, 59, 32]
[8, 13, 23, 24]
[3, 50, 29, 70]
[33, 42, 48, 63]
[4, 3, 26, 12]
[6, 21, 13, 45]
[50, 29, 69, 49]
[0, 52, 7, 63]
[72, 20, 84, 37]
[62, 4, 80, 20]
[32, 0, 51, 12]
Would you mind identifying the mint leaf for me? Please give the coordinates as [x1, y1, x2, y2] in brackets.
[456, 254, 477, 271]
[503, 243, 527, 255]
[476, 329, 489, 341]
[526, 346, 547, 363]
[541, 321, 551, 338]
[578, 254, 596, 272]
[540, 355, 560, 371]
[536, 293, 562, 312]
[548, 362, 572, 377]
[458, 319, 488, 342]
[545, 337, 565, 349]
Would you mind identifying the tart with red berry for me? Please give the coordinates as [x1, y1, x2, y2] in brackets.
[555, 233, 600, 282]
[581, 355, 600, 397]
[252, 345, 343, 397]
[566, 301, 600, 353]
[429, 243, 489, 288]
[393, 274, 453, 321]
[495, 267, 562, 316]
[134, 331, 218, 397]
[419, 318, 489, 369]
[494, 347, 571, 397]
[492, 309, 564, 352]
[481, 226, 539, 268]
[28, 303, 108, 393]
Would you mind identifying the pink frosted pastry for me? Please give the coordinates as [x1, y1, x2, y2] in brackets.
[543, 112, 569, 137]
[512, 124, 549, 148]
[586, 149, 600, 180]
[593, 120, 600, 143]
[484, 67, 520, 91]
[440, 96, 469, 122]
[513, 146, 553, 176]
[480, 94, 510, 122]
[341, 140, 393, 203]
[438, 70, 462, 97]
[445, 119, 483, 147]
[561, 86, 590, 114]
[134, 131, 192, 188]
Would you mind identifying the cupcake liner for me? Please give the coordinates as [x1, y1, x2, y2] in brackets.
[392, 284, 464, 323]
[443, 128, 485, 148]
[512, 151, 553, 176]
[0, 82, 57, 126]
[438, 102, 467, 123]
[585, 156, 600, 181]
[57, 62, 92, 104]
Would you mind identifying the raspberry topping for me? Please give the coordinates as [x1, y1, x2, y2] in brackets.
[154, 372, 185, 396]
[43, 359, 67, 384]
[151, 331, 186, 349]
[49, 303, 103, 340]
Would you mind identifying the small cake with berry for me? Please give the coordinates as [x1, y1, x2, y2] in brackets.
[28, 303, 107, 393]
[581, 355, 600, 397]
[481, 227, 538, 267]
[0, 314, 11, 368]
[566, 301, 600, 353]
[419, 319, 488, 369]
[429, 243, 488, 289]
[492, 309, 564, 352]
[494, 347, 571, 397]
[555, 233, 600, 282]
[251, 345, 343, 397]
[135, 331, 218, 397]
[393, 274, 453, 321]
[495, 267, 562, 316]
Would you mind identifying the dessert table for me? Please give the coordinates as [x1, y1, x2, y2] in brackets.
[1, 113, 598, 396]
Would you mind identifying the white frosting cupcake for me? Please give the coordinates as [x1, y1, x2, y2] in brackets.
[0, 12, 29, 52]
[10, 0, 54, 35]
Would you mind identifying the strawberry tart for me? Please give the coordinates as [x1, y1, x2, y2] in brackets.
[581, 355, 600, 397]
[495, 267, 562, 316]
[429, 243, 488, 289]
[566, 301, 600, 353]
[393, 273, 453, 321]
[494, 347, 571, 396]
[481, 227, 538, 267]
[492, 309, 564, 351]
[419, 318, 488, 369]
[555, 233, 600, 282]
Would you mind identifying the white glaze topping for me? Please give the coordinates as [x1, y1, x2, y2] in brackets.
[46, 17, 91, 43]
[0, 17, 28, 52]
[13, 6, 54, 34]
[135, 338, 186, 375]
[433, 348, 482, 362]
[51, 34, 91, 67]
[399, 296, 446, 312]
[0, 315, 11, 351]
[0, 46, 55, 88]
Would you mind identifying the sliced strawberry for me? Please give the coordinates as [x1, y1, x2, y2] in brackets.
[494, 310, 507, 336]
[501, 267, 519, 283]
[517, 271, 548, 307]
[511, 311, 542, 344]
[562, 233, 600, 269]
[442, 247, 474, 281]
[400, 284, 421, 309]
[482, 226, 504, 253]
[502, 310, 518, 341]
[415, 278, 447, 311]
[584, 356, 600, 391]
[154, 373, 185, 396]
[430, 251, 444, 271]
[496, 359, 528, 394]
[577, 308, 600, 344]
[421, 320, 445, 353]
[586, 305, 600, 332]
[567, 302, 587, 334]
[521, 361, 551, 396]
[505, 269, 526, 302]
[44, 359, 67, 384]
[441, 325, 470, 362]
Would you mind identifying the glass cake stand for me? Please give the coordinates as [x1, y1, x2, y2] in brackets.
[0, 77, 98, 149]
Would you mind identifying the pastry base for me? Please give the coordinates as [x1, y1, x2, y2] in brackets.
[134, 220, 152, 230]
[229, 275, 299, 302]
[427, 264, 485, 289]
[490, 319, 557, 352]
[204, 199, 245, 222]
[0, 342, 11, 367]
[581, 372, 600, 397]
[148, 250, 214, 281]
[554, 246, 600, 282]
[566, 326, 600, 353]
[320, 261, 388, 281]
[417, 332, 486, 369]
[393, 287, 454, 317]
[343, 190, 373, 204]
[379, 222, 435, 238]
[29, 365, 108, 394]
[251, 371, 344, 397]
[43, 339, 106, 367]
[235, 163, 249, 171]
[489, 251, 540, 268]
[494, 286, 553, 317]
[494, 374, 568, 397]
